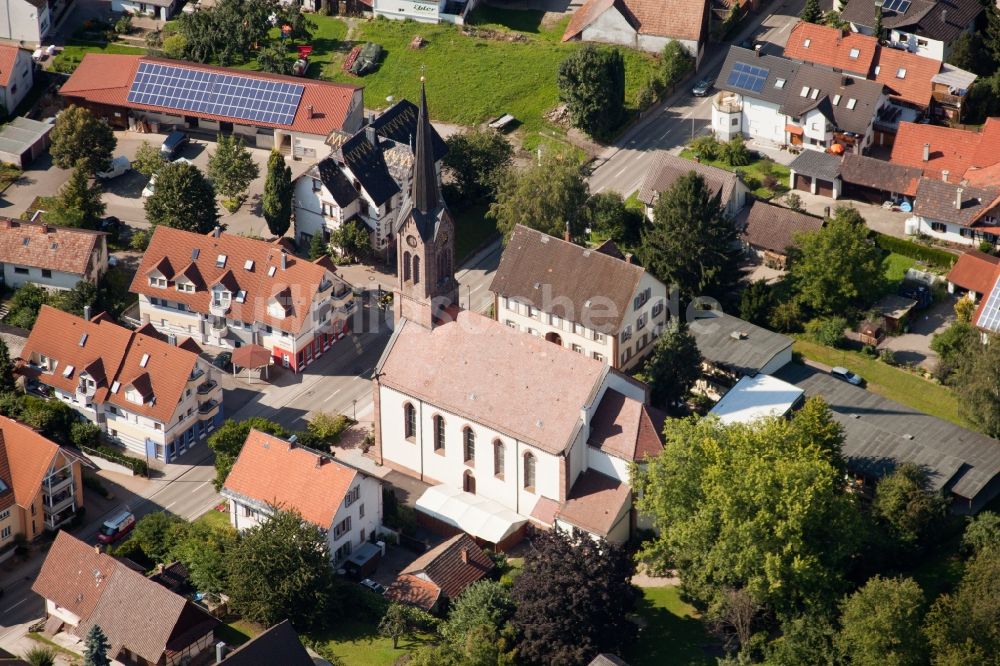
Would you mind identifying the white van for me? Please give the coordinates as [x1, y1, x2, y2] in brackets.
[97, 156, 131, 180]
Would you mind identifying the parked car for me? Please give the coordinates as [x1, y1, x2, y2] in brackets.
[359, 578, 385, 595]
[900, 284, 932, 309]
[160, 131, 190, 159]
[97, 155, 131, 180]
[831, 366, 864, 386]
[212, 351, 233, 372]
[142, 157, 192, 197]
[97, 510, 136, 544]
[691, 78, 714, 97]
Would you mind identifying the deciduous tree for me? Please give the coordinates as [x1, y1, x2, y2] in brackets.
[440, 580, 516, 651]
[661, 40, 694, 89]
[952, 334, 1000, 437]
[962, 511, 1000, 555]
[557, 45, 625, 140]
[638, 171, 740, 304]
[132, 141, 166, 178]
[378, 603, 437, 650]
[50, 106, 115, 174]
[227, 509, 338, 630]
[923, 547, 1000, 663]
[207, 134, 259, 202]
[207, 417, 288, 489]
[144, 161, 219, 234]
[170, 520, 237, 594]
[442, 128, 513, 202]
[873, 463, 949, 551]
[642, 321, 701, 412]
[262, 149, 292, 238]
[836, 577, 927, 666]
[586, 190, 642, 246]
[633, 398, 862, 616]
[47, 163, 106, 229]
[512, 530, 637, 664]
[329, 220, 371, 262]
[489, 154, 590, 242]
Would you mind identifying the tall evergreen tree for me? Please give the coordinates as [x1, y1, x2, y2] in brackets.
[638, 171, 740, 305]
[83, 625, 111, 666]
[0, 338, 15, 394]
[874, 6, 884, 42]
[47, 162, 106, 229]
[801, 0, 823, 23]
[557, 45, 626, 140]
[262, 149, 292, 238]
[642, 321, 701, 412]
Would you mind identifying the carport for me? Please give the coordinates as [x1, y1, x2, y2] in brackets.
[0, 117, 53, 168]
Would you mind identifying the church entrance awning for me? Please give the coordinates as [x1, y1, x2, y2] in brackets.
[415, 485, 527, 545]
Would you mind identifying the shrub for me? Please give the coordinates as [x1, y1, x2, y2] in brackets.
[955, 296, 976, 323]
[879, 348, 897, 365]
[71, 421, 102, 449]
[114, 14, 132, 34]
[761, 173, 778, 190]
[784, 192, 805, 212]
[635, 83, 656, 109]
[722, 135, 751, 167]
[861, 344, 877, 358]
[770, 299, 805, 333]
[81, 443, 148, 476]
[307, 413, 351, 445]
[979, 241, 995, 254]
[24, 646, 55, 666]
[130, 229, 151, 251]
[805, 316, 848, 347]
[874, 234, 956, 270]
[691, 134, 720, 161]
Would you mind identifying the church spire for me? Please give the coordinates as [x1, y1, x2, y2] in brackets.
[412, 78, 439, 215]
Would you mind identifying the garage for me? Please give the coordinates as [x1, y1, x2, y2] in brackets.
[788, 150, 844, 200]
[794, 174, 812, 192]
[815, 179, 835, 197]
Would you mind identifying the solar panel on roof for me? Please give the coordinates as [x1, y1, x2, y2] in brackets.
[126, 61, 305, 127]
[978, 278, 1000, 333]
[726, 62, 769, 94]
[882, 0, 911, 12]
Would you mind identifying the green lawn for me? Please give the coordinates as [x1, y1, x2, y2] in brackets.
[309, 621, 436, 666]
[627, 586, 713, 666]
[52, 40, 146, 73]
[678, 148, 790, 200]
[194, 506, 233, 531]
[792, 340, 966, 427]
[215, 620, 259, 648]
[453, 202, 496, 262]
[883, 252, 916, 287]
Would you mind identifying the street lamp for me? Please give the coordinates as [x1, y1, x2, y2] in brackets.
[352, 399, 357, 421]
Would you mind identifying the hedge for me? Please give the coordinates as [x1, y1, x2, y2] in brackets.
[875, 234, 957, 270]
[82, 444, 148, 477]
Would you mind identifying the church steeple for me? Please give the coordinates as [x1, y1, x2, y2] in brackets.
[412, 79, 439, 215]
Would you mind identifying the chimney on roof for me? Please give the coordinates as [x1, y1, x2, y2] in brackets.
[307, 105, 315, 119]
[564, 221, 571, 243]
[280, 250, 287, 270]
[956, 186, 964, 210]
[94, 544, 101, 555]
[365, 123, 377, 146]
[213, 226, 222, 238]
[167, 333, 177, 346]
[83, 305, 91, 321]
[625, 252, 634, 264]
[923, 143, 930, 162]
[754, 43, 762, 56]
[315, 456, 329, 468]
[460, 548, 469, 564]
[942, 169, 950, 182]
[215, 641, 228, 664]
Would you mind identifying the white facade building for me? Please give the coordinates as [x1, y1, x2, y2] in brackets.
[0, 218, 107, 291]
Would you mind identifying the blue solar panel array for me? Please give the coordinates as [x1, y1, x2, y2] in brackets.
[882, 0, 911, 12]
[127, 62, 305, 126]
[726, 62, 769, 93]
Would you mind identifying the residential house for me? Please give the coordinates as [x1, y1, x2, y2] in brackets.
[19, 305, 224, 463]
[787, 149, 844, 198]
[740, 200, 823, 267]
[293, 98, 447, 255]
[33, 531, 220, 666]
[713, 47, 886, 154]
[688, 309, 793, 394]
[384, 533, 495, 613]
[490, 225, 669, 371]
[371, 0, 481, 25]
[889, 119, 1000, 184]
[0, 218, 107, 290]
[218, 620, 314, 666]
[111, 0, 183, 20]
[131, 226, 357, 372]
[0, 46, 32, 117]
[841, 153, 922, 202]
[840, 0, 982, 61]
[637, 151, 749, 220]
[0, 0, 52, 46]
[0, 416, 84, 547]
[906, 177, 1000, 248]
[60, 54, 364, 159]
[777, 363, 1000, 513]
[221, 429, 383, 564]
[946, 250, 1000, 300]
[561, 0, 709, 66]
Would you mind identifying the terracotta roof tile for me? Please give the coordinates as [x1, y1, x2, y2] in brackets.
[0, 45, 23, 87]
[384, 573, 441, 611]
[0, 417, 62, 510]
[563, 0, 706, 42]
[392, 533, 494, 605]
[871, 46, 940, 108]
[376, 312, 607, 455]
[638, 151, 741, 208]
[890, 121, 985, 182]
[60, 54, 360, 137]
[131, 226, 347, 334]
[489, 225, 646, 334]
[741, 200, 824, 254]
[0, 218, 104, 277]
[557, 470, 631, 537]
[587, 389, 664, 461]
[221, 429, 357, 528]
[946, 251, 1000, 295]
[783, 22, 877, 75]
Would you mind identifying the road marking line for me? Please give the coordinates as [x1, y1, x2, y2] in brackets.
[164, 501, 177, 510]
[324, 388, 343, 402]
[195, 481, 209, 492]
[3, 597, 27, 614]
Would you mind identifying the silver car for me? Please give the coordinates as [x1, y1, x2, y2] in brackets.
[831, 366, 863, 386]
[691, 78, 713, 97]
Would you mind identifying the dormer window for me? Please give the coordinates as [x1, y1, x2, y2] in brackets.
[216, 254, 227, 268]
[149, 276, 167, 288]
[212, 288, 231, 307]
[176, 280, 194, 293]
[126, 387, 143, 405]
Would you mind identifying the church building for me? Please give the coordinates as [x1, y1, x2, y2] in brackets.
[372, 81, 664, 549]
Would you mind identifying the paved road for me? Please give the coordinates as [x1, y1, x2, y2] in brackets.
[587, 0, 806, 197]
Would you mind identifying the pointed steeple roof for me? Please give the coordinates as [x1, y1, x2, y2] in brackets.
[412, 79, 439, 215]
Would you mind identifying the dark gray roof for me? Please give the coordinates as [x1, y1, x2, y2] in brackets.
[913, 178, 1000, 226]
[222, 620, 313, 666]
[841, 0, 981, 40]
[339, 132, 400, 208]
[741, 200, 824, 254]
[781, 65, 885, 135]
[717, 47, 800, 106]
[689, 310, 792, 376]
[840, 154, 922, 195]
[590, 655, 630, 666]
[788, 149, 842, 181]
[638, 151, 740, 206]
[313, 158, 360, 208]
[372, 98, 447, 163]
[776, 364, 1000, 513]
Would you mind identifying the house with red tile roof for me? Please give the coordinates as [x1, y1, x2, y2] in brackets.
[0, 416, 85, 544]
[890, 119, 1000, 183]
[19, 305, 223, 464]
[131, 226, 357, 372]
[385, 533, 495, 613]
[32, 531, 220, 666]
[0, 45, 32, 116]
[221, 429, 383, 564]
[0, 218, 107, 290]
[60, 54, 364, 159]
[947, 250, 1000, 301]
[562, 0, 709, 65]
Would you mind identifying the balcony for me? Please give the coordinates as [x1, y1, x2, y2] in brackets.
[44, 471, 74, 495]
[43, 489, 75, 515]
[209, 301, 230, 317]
[189, 366, 205, 382]
[713, 91, 742, 114]
[198, 399, 220, 416]
[209, 318, 228, 336]
[197, 379, 218, 396]
[335, 300, 357, 316]
[45, 504, 77, 530]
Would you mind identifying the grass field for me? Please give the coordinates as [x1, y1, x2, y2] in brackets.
[678, 148, 790, 200]
[883, 252, 916, 287]
[792, 339, 966, 427]
[627, 586, 713, 666]
[194, 506, 233, 531]
[310, 621, 436, 666]
[52, 40, 145, 72]
[453, 202, 496, 261]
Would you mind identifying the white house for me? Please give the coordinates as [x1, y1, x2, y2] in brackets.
[714, 47, 887, 155]
[0, 218, 106, 290]
[111, 0, 183, 20]
[0, 45, 32, 116]
[0, 0, 51, 46]
[130, 226, 357, 373]
[20, 305, 225, 464]
[489, 224, 669, 371]
[562, 0, 709, 66]
[839, 0, 982, 62]
[638, 151, 749, 220]
[293, 98, 447, 255]
[371, 0, 480, 24]
[222, 429, 383, 564]
[906, 178, 1000, 249]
